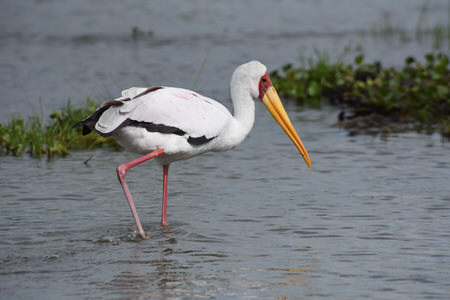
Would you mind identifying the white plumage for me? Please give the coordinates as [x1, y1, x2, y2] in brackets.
[95, 86, 234, 163]
[75, 61, 311, 240]
[97, 86, 230, 142]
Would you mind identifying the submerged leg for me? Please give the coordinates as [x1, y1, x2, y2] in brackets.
[116, 148, 165, 240]
[161, 164, 169, 226]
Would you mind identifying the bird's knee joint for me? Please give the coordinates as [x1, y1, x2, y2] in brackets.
[116, 165, 127, 179]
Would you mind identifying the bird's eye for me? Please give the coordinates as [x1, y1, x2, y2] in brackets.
[262, 78, 267, 83]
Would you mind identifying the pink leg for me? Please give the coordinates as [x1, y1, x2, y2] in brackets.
[116, 148, 164, 240]
[161, 164, 169, 226]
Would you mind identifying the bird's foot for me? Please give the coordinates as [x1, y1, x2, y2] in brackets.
[139, 232, 151, 240]
[161, 216, 168, 226]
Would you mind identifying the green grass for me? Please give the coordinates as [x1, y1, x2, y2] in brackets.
[270, 52, 450, 137]
[0, 98, 120, 158]
[1, 52, 449, 159]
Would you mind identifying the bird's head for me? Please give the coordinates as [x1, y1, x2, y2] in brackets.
[235, 60, 312, 168]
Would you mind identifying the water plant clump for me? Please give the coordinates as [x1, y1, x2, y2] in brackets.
[0, 98, 120, 158]
[131, 26, 154, 39]
[270, 53, 450, 137]
[368, 0, 449, 51]
[1, 53, 448, 159]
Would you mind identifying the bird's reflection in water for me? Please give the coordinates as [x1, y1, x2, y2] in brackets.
[98, 221, 319, 299]
[104, 234, 186, 299]
[102, 225, 231, 299]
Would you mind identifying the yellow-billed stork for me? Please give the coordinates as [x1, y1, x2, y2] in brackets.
[75, 61, 311, 239]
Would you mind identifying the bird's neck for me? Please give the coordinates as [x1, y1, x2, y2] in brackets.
[226, 80, 255, 146]
[232, 91, 255, 129]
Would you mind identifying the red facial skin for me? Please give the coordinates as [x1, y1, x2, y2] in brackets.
[258, 73, 273, 101]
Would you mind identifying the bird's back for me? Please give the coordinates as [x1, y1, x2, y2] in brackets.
[75, 86, 232, 149]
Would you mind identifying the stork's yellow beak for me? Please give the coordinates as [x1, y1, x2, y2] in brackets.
[259, 74, 311, 168]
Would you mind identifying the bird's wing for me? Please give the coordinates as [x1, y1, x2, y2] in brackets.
[95, 86, 232, 139]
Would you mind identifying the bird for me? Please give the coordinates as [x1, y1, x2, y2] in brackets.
[74, 61, 311, 240]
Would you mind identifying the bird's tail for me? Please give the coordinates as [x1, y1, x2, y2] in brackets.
[73, 99, 124, 135]
[72, 119, 94, 135]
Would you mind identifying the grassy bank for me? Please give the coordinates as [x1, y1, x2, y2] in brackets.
[1, 53, 448, 159]
[270, 52, 449, 137]
[0, 99, 119, 158]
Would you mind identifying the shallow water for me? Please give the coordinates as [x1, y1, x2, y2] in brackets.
[1, 106, 450, 299]
[1, 0, 450, 299]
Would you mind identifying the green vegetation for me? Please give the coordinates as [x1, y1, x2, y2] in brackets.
[1, 52, 448, 160]
[369, 0, 449, 51]
[0, 99, 119, 158]
[270, 52, 450, 137]
[131, 26, 154, 39]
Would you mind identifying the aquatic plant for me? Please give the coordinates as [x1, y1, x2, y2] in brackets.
[369, 0, 449, 51]
[1, 52, 448, 160]
[270, 53, 450, 137]
[131, 26, 154, 39]
[0, 98, 120, 158]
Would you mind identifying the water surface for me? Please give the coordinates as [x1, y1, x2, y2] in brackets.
[1, 0, 450, 299]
